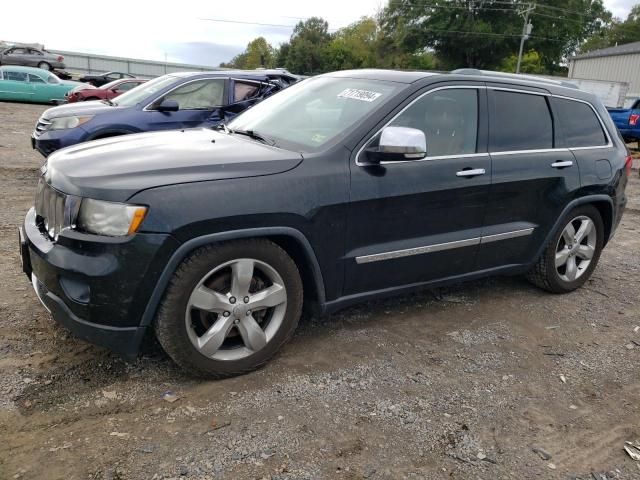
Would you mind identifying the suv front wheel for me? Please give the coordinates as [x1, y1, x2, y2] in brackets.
[527, 204, 604, 293]
[155, 239, 303, 378]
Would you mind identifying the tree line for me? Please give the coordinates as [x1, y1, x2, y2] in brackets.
[219, 0, 640, 75]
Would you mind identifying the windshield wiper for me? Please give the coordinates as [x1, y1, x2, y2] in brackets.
[101, 99, 115, 106]
[230, 128, 275, 146]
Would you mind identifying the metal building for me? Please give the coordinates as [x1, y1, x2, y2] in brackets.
[569, 41, 640, 107]
[49, 50, 218, 78]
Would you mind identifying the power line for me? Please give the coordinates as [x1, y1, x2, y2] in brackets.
[412, 27, 566, 42]
[199, 17, 342, 31]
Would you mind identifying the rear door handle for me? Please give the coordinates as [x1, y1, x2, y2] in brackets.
[551, 160, 573, 168]
[456, 168, 486, 177]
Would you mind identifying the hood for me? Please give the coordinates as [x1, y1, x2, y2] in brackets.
[41, 100, 127, 119]
[61, 80, 84, 88]
[44, 128, 303, 202]
[69, 83, 95, 93]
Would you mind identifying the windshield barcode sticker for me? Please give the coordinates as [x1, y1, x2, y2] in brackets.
[338, 88, 382, 102]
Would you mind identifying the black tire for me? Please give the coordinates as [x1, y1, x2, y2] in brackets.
[526, 205, 604, 293]
[85, 96, 99, 101]
[154, 239, 303, 378]
[37, 62, 51, 71]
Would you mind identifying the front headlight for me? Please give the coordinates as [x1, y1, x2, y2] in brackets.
[76, 199, 147, 236]
[49, 115, 94, 130]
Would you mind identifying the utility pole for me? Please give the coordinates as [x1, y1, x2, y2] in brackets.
[516, 2, 535, 74]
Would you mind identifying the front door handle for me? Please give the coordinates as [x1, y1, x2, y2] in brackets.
[551, 160, 573, 168]
[456, 168, 486, 177]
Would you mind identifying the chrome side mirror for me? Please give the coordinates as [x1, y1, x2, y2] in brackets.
[363, 126, 426, 164]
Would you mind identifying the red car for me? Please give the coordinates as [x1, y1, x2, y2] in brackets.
[66, 78, 147, 103]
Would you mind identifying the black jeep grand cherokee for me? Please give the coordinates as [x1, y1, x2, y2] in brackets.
[20, 69, 630, 377]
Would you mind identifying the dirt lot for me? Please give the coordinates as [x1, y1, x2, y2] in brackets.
[1, 101, 640, 480]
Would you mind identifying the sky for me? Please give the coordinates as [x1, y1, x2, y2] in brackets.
[2, 0, 636, 67]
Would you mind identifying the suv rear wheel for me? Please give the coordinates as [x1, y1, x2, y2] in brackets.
[526, 205, 604, 293]
[155, 239, 303, 378]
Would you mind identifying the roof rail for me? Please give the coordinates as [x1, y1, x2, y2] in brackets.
[451, 68, 579, 89]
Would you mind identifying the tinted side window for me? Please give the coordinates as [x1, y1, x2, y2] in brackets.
[115, 82, 138, 92]
[161, 79, 225, 110]
[490, 91, 553, 152]
[5, 71, 27, 81]
[28, 74, 45, 83]
[390, 88, 478, 157]
[234, 82, 260, 102]
[554, 97, 607, 147]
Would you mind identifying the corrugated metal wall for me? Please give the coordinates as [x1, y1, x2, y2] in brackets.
[569, 53, 640, 107]
[50, 50, 218, 78]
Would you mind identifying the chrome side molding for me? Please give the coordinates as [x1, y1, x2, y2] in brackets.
[355, 227, 535, 264]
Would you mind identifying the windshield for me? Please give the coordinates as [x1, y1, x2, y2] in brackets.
[100, 79, 123, 90]
[112, 75, 177, 107]
[227, 76, 404, 152]
[47, 73, 61, 84]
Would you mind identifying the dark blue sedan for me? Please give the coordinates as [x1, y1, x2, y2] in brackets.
[32, 69, 300, 157]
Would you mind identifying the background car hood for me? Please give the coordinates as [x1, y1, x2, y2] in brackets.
[42, 100, 127, 119]
[44, 128, 303, 202]
[61, 80, 84, 88]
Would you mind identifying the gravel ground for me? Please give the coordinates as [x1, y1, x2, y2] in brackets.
[1, 100, 640, 480]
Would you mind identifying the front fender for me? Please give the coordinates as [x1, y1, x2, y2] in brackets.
[137, 227, 326, 328]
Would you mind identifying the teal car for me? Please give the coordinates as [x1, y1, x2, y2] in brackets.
[0, 66, 83, 104]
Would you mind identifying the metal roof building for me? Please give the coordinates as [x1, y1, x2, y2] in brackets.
[569, 41, 640, 107]
[50, 50, 217, 78]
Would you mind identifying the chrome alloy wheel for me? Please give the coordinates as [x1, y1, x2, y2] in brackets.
[185, 258, 287, 361]
[555, 215, 597, 282]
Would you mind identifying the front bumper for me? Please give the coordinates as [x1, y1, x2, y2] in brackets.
[20, 207, 178, 361]
[31, 127, 87, 157]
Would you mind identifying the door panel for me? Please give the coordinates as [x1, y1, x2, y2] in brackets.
[0, 76, 32, 101]
[344, 85, 490, 296]
[475, 87, 580, 270]
[477, 149, 579, 269]
[144, 110, 213, 130]
[346, 155, 491, 294]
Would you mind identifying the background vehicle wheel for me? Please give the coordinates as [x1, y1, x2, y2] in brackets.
[85, 96, 99, 101]
[526, 205, 604, 293]
[37, 62, 51, 71]
[155, 239, 303, 378]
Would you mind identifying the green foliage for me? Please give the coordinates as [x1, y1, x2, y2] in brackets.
[379, 0, 610, 73]
[498, 49, 545, 73]
[581, 4, 640, 53]
[219, 37, 275, 69]
[324, 17, 380, 70]
[284, 17, 332, 75]
[219, 1, 621, 76]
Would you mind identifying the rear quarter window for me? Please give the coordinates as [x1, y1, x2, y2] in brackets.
[490, 90, 553, 152]
[553, 97, 607, 147]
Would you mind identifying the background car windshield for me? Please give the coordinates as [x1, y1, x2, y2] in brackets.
[100, 80, 123, 90]
[112, 75, 177, 106]
[227, 76, 403, 152]
[46, 73, 60, 84]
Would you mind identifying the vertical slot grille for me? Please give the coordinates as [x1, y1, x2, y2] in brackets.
[34, 178, 67, 240]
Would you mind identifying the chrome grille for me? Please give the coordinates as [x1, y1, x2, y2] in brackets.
[35, 178, 67, 240]
[33, 117, 52, 138]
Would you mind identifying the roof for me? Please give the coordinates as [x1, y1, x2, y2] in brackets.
[452, 69, 579, 89]
[0, 65, 54, 74]
[169, 69, 299, 80]
[326, 69, 440, 84]
[572, 41, 640, 60]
